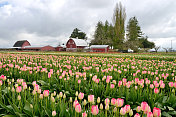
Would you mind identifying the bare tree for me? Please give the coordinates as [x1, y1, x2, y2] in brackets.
[163, 47, 169, 53]
[154, 46, 160, 53]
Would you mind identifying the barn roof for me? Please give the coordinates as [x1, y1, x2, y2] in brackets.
[90, 45, 109, 48]
[13, 40, 30, 47]
[71, 38, 89, 47]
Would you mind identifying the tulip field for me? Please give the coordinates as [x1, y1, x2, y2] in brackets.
[0, 52, 176, 117]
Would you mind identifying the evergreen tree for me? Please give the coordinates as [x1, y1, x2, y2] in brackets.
[91, 21, 113, 46]
[91, 21, 105, 45]
[126, 16, 143, 41]
[126, 16, 143, 52]
[70, 28, 87, 39]
[112, 2, 126, 49]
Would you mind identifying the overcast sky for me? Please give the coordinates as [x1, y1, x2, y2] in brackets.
[0, 0, 176, 50]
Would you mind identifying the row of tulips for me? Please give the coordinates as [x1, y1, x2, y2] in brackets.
[0, 76, 161, 117]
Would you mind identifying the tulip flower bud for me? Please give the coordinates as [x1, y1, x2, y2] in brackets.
[59, 92, 63, 98]
[7, 79, 9, 82]
[136, 106, 141, 112]
[12, 79, 14, 83]
[51, 96, 55, 103]
[53, 91, 56, 96]
[30, 104, 33, 109]
[97, 97, 100, 103]
[113, 107, 117, 113]
[69, 97, 73, 103]
[129, 109, 133, 116]
[83, 99, 87, 105]
[75, 91, 78, 96]
[105, 104, 109, 110]
[63, 94, 66, 99]
[52, 111, 56, 116]
[17, 95, 21, 100]
[100, 103, 103, 110]
[15, 83, 18, 88]
[39, 94, 43, 99]
[11, 87, 15, 92]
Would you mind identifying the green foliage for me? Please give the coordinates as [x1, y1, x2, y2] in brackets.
[140, 36, 155, 49]
[112, 2, 126, 49]
[91, 21, 113, 46]
[126, 16, 143, 41]
[70, 28, 87, 39]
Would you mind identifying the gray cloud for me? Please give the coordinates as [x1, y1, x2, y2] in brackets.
[0, 0, 176, 50]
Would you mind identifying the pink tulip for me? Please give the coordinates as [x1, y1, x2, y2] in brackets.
[91, 105, 99, 115]
[118, 81, 122, 87]
[0, 80, 3, 86]
[88, 95, 94, 103]
[120, 107, 126, 115]
[16, 86, 22, 93]
[150, 84, 154, 89]
[110, 84, 115, 88]
[153, 107, 161, 117]
[75, 103, 81, 113]
[48, 72, 51, 78]
[82, 112, 87, 117]
[78, 92, 84, 100]
[141, 102, 151, 114]
[116, 98, 124, 107]
[95, 79, 100, 83]
[134, 113, 140, 117]
[73, 100, 79, 107]
[78, 80, 81, 84]
[154, 88, 159, 94]
[111, 98, 116, 106]
[147, 112, 153, 117]
[168, 82, 174, 87]
[124, 105, 131, 113]
[105, 98, 110, 105]
[43, 90, 49, 97]
[136, 106, 141, 112]
[106, 77, 110, 83]
[160, 83, 165, 88]
[174, 82, 176, 88]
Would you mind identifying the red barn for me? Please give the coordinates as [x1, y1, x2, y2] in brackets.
[90, 45, 109, 52]
[13, 40, 31, 48]
[66, 38, 88, 51]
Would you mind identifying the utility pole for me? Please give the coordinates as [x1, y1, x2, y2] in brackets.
[171, 40, 172, 52]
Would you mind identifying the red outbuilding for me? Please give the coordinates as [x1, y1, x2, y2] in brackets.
[55, 45, 66, 51]
[13, 40, 31, 48]
[66, 38, 88, 51]
[90, 45, 109, 52]
[23, 45, 56, 51]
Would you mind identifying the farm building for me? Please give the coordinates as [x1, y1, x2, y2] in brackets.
[55, 45, 66, 51]
[23, 45, 56, 51]
[90, 45, 109, 52]
[13, 40, 31, 48]
[66, 38, 89, 51]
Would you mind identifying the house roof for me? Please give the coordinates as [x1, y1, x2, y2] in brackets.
[13, 40, 30, 47]
[90, 45, 109, 48]
[71, 38, 89, 47]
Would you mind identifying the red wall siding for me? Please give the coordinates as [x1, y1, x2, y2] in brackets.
[66, 39, 76, 48]
[40, 46, 55, 51]
[22, 41, 31, 47]
[91, 47, 109, 52]
[55, 47, 63, 51]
